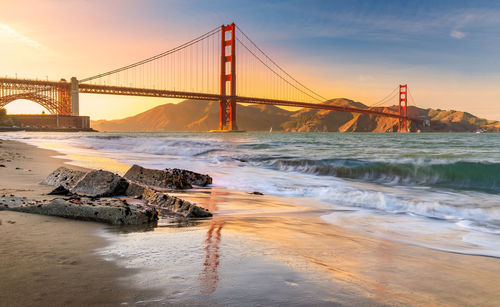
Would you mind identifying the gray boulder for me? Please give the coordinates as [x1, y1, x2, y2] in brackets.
[164, 168, 212, 186]
[40, 165, 212, 219]
[0, 196, 158, 225]
[124, 181, 148, 197]
[125, 182, 212, 218]
[71, 170, 129, 197]
[43, 167, 86, 190]
[44, 167, 129, 197]
[141, 187, 212, 218]
[48, 185, 72, 195]
[124, 165, 192, 190]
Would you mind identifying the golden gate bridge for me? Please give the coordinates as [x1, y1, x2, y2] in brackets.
[0, 23, 423, 132]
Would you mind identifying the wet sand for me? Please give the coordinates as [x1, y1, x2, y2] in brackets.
[0, 140, 159, 305]
[0, 211, 160, 306]
[164, 188, 500, 306]
[0, 139, 74, 199]
[1, 138, 500, 306]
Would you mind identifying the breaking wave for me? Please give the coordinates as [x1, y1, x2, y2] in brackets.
[245, 157, 500, 193]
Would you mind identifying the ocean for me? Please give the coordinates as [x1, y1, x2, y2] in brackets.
[3, 131, 500, 258]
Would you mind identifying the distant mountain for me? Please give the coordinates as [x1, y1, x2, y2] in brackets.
[91, 100, 292, 132]
[91, 98, 500, 132]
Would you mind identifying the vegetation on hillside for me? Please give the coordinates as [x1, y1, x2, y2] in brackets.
[0, 108, 20, 127]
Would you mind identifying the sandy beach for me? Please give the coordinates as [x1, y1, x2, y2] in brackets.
[1, 138, 500, 306]
[0, 140, 161, 305]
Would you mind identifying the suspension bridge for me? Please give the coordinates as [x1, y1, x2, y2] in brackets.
[0, 23, 423, 132]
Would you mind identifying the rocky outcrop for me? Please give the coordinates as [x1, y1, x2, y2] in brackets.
[124, 181, 211, 218]
[44, 168, 129, 197]
[125, 181, 149, 197]
[124, 164, 192, 190]
[0, 196, 157, 225]
[140, 187, 212, 218]
[41, 165, 212, 220]
[164, 168, 212, 186]
[48, 186, 72, 196]
[71, 170, 129, 197]
[43, 167, 86, 190]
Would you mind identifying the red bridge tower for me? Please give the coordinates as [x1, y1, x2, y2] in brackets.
[398, 84, 408, 132]
[219, 23, 238, 131]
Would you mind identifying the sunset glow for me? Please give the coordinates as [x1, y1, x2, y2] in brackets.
[1, 0, 500, 120]
[2, 2, 500, 305]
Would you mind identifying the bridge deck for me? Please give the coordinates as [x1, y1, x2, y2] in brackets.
[78, 83, 422, 122]
[0, 78, 422, 123]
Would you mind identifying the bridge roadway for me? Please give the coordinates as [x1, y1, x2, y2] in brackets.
[78, 83, 423, 122]
[0, 77, 422, 123]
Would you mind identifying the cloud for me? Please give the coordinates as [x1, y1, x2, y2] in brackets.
[450, 30, 466, 39]
[0, 24, 44, 49]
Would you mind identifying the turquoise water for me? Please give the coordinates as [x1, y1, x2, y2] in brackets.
[3, 131, 500, 256]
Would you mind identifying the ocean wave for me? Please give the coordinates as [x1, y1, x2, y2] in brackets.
[77, 137, 225, 157]
[84, 135, 123, 140]
[308, 184, 500, 235]
[192, 148, 222, 156]
[246, 158, 500, 193]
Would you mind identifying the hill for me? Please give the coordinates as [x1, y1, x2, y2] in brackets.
[92, 100, 293, 132]
[91, 98, 500, 132]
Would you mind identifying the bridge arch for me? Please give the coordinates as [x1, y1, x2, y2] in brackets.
[0, 93, 66, 114]
[0, 79, 73, 115]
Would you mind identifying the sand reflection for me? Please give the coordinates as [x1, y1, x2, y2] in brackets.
[199, 188, 225, 294]
[199, 219, 224, 294]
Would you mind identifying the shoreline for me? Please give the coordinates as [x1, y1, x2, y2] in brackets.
[2, 137, 500, 305]
[0, 139, 161, 305]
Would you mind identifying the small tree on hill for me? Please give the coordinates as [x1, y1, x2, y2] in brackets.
[0, 108, 9, 126]
[0, 108, 15, 127]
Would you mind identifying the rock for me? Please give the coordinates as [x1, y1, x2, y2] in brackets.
[43, 167, 87, 190]
[0, 164, 5, 167]
[125, 181, 148, 197]
[48, 185, 72, 196]
[0, 197, 157, 225]
[164, 168, 212, 186]
[126, 182, 212, 218]
[71, 170, 129, 197]
[38, 165, 212, 220]
[124, 165, 192, 190]
[141, 188, 212, 218]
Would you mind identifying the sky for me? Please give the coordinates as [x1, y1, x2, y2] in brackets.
[1, 0, 499, 120]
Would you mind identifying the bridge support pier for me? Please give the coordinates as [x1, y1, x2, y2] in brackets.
[218, 98, 237, 131]
[218, 23, 238, 131]
[398, 84, 408, 132]
[71, 77, 79, 116]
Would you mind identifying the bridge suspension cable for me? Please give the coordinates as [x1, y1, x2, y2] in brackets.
[80, 26, 220, 82]
[368, 86, 399, 108]
[79, 26, 222, 95]
[235, 26, 328, 103]
[407, 88, 416, 108]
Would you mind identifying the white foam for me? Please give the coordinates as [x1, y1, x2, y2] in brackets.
[5, 131, 500, 252]
[321, 211, 500, 258]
